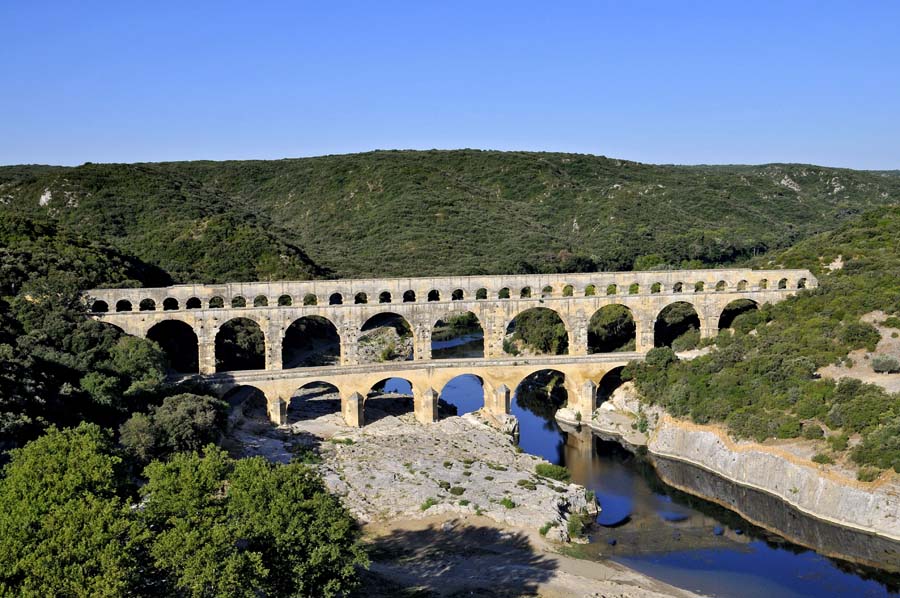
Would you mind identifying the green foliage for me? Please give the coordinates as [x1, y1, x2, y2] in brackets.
[510, 308, 568, 354]
[535, 463, 571, 481]
[566, 513, 588, 539]
[588, 304, 635, 353]
[857, 467, 882, 482]
[882, 316, 900, 329]
[671, 329, 700, 352]
[801, 423, 824, 439]
[628, 207, 900, 469]
[420, 497, 438, 511]
[120, 393, 228, 464]
[539, 521, 555, 536]
[812, 453, 835, 465]
[449, 486, 466, 496]
[141, 446, 367, 597]
[499, 497, 516, 509]
[872, 354, 900, 373]
[516, 479, 537, 491]
[0, 424, 143, 597]
[852, 417, 900, 472]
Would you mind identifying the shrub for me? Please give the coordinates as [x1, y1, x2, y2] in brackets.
[566, 513, 588, 539]
[539, 522, 555, 537]
[840, 322, 881, 351]
[871, 354, 900, 374]
[535, 463, 570, 481]
[857, 467, 882, 482]
[516, 479, 537, 491]
[812, 453, 834, 465]
[420, 497, 438, 511]
[438, 481, 450, 490]
[671, 329, 700, 352]
[449, 486, 466, 496]
[499, 497, 516, 509]
[801, 423, 824, 439]
[827, 434, 849, 452]
[458, 499, 470, 506]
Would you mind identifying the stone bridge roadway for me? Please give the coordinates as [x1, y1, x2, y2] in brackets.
[86, 267, 816, 427]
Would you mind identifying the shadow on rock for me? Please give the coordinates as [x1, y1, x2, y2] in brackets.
[355, 522, 558, 597]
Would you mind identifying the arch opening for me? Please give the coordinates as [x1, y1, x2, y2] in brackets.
[329, 293, 343, 305]
[215, 317, 265, 372]
[451, 289, 464, 301]
[354, 292, 368, 304]
[584, 284, 596, 296]
[715, 280, 727, 292]
[287, 382, 341, 425]
[596, 367, 627, 407]
[651, 282, 662, 294]
[520, 286, 532, 298]
[186, 297, 202, 309]
[360, 313, 413, 363]
[139, 298, 156, 311]
[673, 282, 684, 293]
[432, 312, 484, 359]
[778, 278, 788, 289]
[541, 285, 553, 298]
[232, 296, 246, 308]
[279, 294, 293, 306]
[512, 369, 568, 462]
[147, 320, 199, 374]
[499, 287, 511, 299]
[91, 300, 109, 313]
[562, 284, 574, 297]
[163, 297, 179, 311]
[759, 279, 769, 290]
[505, 307, 568, 355]
[475, 288, 487, 300]
[115, 299, 133, 312]
[427, 289, 440, 302]
[303, 293, 317, 306]
[736, 280, 748, 291]
[655, 302, 701, 350]
[718, 299, 759, 331]
[209, 296, 225, 309]
[797, 277, 807, 289]
[282, 315, 340, 368]
[223, 385, 271, 429]
[365, 378, 414, 424]
[439, 374, 484, 418]
[379, 291, 392, 303]
[253, 295, 268, 307]
[606, 284, 617, 295]
[588, 305, 636, 353]
[694, 281, 704, 293]
[403, 290, 416, 302]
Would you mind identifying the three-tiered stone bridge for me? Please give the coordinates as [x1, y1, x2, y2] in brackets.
[87, 268, 815, 427]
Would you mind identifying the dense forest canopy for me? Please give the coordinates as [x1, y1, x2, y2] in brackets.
[2, 150, 899, 281]
[1, 150, 899, 594]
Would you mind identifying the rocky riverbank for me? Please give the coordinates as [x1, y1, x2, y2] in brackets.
[569, 382, 900, 547]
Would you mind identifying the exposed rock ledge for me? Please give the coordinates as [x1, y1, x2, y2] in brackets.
[559, 384, 900, 543]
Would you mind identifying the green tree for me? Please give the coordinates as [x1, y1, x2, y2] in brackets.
[141, 446, 367, 597]
[0, 424, 143, 597]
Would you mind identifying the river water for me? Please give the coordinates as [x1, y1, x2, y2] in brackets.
[426, 355, 900, 598]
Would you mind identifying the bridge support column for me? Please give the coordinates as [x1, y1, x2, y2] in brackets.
[267, 397, 287, 426]
[342, 392, 364, 427]
[635, 319, 654, 353]
[413, 325, 432, 361]
[265, 324, 283, 371]
[568, 320, 588, 356]
[483, 319, 507, 359]
[574, 380, 597, 421]
[198, 334, 217, 374]
[485, 383, 511, 415]
[415, 387, 439, 424]
[340, 327, 360, 366]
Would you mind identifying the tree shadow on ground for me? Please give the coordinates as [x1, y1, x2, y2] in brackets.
[364, 394, 416, 425]
[354, 522, 558, 597]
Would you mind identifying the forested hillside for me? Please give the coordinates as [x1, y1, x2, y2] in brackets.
[2, 150, 898, 282]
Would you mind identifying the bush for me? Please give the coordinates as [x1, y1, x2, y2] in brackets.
[120, 393, 228, 464]
[539, 521, 555, 536]
[802, 423, 824, 439]
[449, 486, 466, 496]
[851, 417, 900, 472]
[420, 497, 438, 511]
[516, 479, 537, 491]
[857, 467, 882, 482]
[827, 434, 849, 452]
[499, 497, 516, 509]
[840, 322, 881, 351]
[871, 354, 900, 374]
[566, 513, 588, 539]
[812, 453, 834, 465]
[535, 463, 570, 481]
[671, 329, 700, 352]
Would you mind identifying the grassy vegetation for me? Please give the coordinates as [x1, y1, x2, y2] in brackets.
[626, 208, 900, 473]
[3, 151, 900, 282]
[535, 463, 571, 481]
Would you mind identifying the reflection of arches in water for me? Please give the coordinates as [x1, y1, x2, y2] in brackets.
[439, 374, 484, 417]
[287, 382, 341, 424]
[512, 370, 568, 464]
[365, 377, 414, 424]
[596, 367, 626, 405]
[432, 312, 484, 359]
[282, 316, 340, 368]
[223, 385, 269, 424]
[147, 320, 199, 373]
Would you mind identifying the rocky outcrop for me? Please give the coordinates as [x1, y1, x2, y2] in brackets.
[575, 384, 900, 543]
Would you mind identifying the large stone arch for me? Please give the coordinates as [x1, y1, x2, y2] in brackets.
[654, 301, 702, 349]
[505, 306, 570, 355]
[359, 312, 414, 364]
[438, 374, 485, 417]
[596, 366, 627, 406]
[431, 311, 484, 359]
[718, 298, 759, 330]
[215, 317, 266, 372]
[364, 377, 415, 424]
[221, 384, 275, 425]
[588, 304, 636, 353]
[287, 381, 341, 425]
[282, 315, 341, 368]
[147, 319, 199, 374]
[512, 368, 569, 461]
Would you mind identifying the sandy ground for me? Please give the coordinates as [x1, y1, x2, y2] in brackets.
[357, 514, 700, 598]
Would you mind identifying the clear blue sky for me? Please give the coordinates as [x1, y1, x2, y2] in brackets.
[2, 1, 898, 168]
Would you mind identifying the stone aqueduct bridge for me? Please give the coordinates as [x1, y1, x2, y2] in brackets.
[88, 268, 815, 427]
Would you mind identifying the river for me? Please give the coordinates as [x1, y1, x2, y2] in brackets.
[426, 357, 900, 598]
